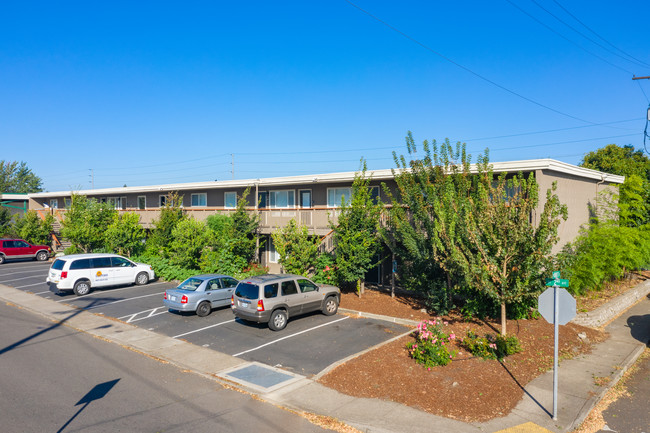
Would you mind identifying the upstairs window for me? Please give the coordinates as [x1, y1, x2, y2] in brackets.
[269, 190, 295, 208]
[191, 193, 207, 207]
[225, 192, 237, 209]
[327, 187, 351, 207]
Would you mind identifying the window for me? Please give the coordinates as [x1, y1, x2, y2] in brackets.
[281, 280, 298, 296]
[137, 196, 146, 210]
[370, 186, 380, 204]
[159, 195, 167, 207]
[258, 191, 268, 208]
[69, 259, 92, 270]
[297, 279, 318, 293]
[92, 257, 112, 268]
[206, 279, 221, 291]
[225, 192, 237, 209]
[50, 199, 58, 209]
[111, 256, 132, 267]
[269, 190, 295, 208]
[268, 237, 279, 263]
[299, 190, 311, 208]
[221, 277, 238, 289]
[327, 187, 351, 207]
[64, 198, 72, 209]
[264, 283, 279, 299]
[191, 193, 207, 207]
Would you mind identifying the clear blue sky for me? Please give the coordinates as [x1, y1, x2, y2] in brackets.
[2, 1, 649, 191]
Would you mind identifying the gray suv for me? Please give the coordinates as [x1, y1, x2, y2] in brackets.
[231, 274, 340, 331]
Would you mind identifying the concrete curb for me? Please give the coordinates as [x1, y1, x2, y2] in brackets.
[571, 279, 650, 328]
[338, 307, 421, 327]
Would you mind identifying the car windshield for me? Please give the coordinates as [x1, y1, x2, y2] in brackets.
[235, 283, 259, 300]
[177, 278, 203, 291]
[51, 259, 66, 271]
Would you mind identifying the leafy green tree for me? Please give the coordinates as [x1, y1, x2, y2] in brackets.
[105, 212, 146, 257]
[618, 175, 648, 227]
[0, 207, 12, 236]
[230, 187, 260, 263]
[580, 144, 650, 180]
[0, 161, 43, 193]
[271, 219, 319, 276]
[168, 218, 211, 270]
[60, 194, 116, 252]
[332, 160, 383, 295]
[12, 210, 53, 245]
[388, 133, 567, 334]
[147, 192, 186, 256]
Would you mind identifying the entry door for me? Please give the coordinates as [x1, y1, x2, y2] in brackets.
[299, 190, 311, 208]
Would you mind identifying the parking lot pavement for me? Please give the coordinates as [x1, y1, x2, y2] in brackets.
[1, 262, 413, 377]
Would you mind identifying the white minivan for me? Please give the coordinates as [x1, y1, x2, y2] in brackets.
[46, 253, 155, 296]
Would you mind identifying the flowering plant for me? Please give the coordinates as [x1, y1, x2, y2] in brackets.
[462, 330, 522, 360]
[406, 319, 457, 368]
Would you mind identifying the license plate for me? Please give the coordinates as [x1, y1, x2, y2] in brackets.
[239, 300, 250, 308]
[170, 296, 176, 302]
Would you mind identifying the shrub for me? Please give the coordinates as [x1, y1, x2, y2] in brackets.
[406, 319, 457, 368]
[312, 253, 337, 285]
[462, 330, 522, 360]
[132, 253, 196, 282]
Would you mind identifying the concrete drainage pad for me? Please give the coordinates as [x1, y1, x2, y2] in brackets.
[220, 362, 306, 394]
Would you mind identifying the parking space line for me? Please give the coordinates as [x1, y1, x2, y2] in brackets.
[0, 269, 50, 277]
[82, 292, 163, 310]
[173, 319, 235, 339]
[232, 316, 349, 357]
[16, 282, 50, 289]
[33, 289, 55, 295]
[119, 307, 168, 323]
[0, 276, 39, 283]
[55, 281, 168, 302]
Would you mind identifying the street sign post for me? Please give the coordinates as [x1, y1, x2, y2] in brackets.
[538, 272, 576, 421]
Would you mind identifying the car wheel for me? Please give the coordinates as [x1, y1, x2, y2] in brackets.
[322, 296, 339, 316]
[196, 301, 211, 317]
[0, 255, 5, 265]
[135, 272, 149, 285]
[36, 251, 49, 261]
[268, 309, 288, 331]
[73, 280, 91, 296]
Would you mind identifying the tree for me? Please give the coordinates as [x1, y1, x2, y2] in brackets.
[0, 161, 43, 193]
[105, 212, 146, 257]
[271, 219, 319, 276]
[230, 187, 260, 263]
[0, 207, 12, 236]
[12, 210, 53, 245]
[387, 133, 567, 335]
[580, 144, 650, 180]
[618, 175, 648, 227]
[168, 218, 211, 270]
[332, 160, 383, 296]
[147, 192, 186, 256]
[60, 194, 117, 253]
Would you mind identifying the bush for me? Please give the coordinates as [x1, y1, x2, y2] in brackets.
[132, 253, 196, 282]
[406, 319, 457, 368]
[462, 331, 522, 360]
[312, 253, 337, 285]
[168, 218, 211, 270]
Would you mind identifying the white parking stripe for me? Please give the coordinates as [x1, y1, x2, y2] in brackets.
[173, 319, 235, 339]
[232, 316, 349, 357]
[55, 281, 167, 302]
[119, 306, 168, 323]
[82, 292, 163, 310]
[0, 276, 39, 283]
[0, 268, 50, 277]
[16, 282, 49, 289]
[128, 310, 168, 323]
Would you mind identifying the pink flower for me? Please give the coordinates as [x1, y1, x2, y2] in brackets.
[427, 368, 431, 371]
[324, 265, 330, 271]
[449, 333, 456, 340]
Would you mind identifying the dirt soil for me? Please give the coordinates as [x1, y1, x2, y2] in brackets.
[316, 282, 631, 423]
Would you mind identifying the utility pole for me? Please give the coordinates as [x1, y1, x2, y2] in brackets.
[231, 154, 234, 180]
[89, 169, 94, 189]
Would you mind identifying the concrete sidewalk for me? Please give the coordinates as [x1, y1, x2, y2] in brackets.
[0, 283, 648, 433]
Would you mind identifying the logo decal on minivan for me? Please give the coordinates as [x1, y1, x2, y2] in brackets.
[96, 271, 103, 277]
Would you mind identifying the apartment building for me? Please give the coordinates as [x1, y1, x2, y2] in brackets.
[26, 159, 624, 272]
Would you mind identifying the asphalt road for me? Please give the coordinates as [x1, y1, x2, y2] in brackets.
[0, 300, 329, 433]
[0, 259, 410, 377]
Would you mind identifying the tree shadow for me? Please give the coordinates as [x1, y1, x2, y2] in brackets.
[0, 299, 103, 356]
[627, 311, 650, 346]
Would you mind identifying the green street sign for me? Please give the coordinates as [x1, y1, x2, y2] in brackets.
[545, 278, 569, 288]
[552, 271, 561, 279]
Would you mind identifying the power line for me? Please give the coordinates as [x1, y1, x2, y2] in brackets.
[505, 0, 633, 75]
[344, 0, 619, 126]
[529, 0, 648, 70]
[551, 0, 650, 69]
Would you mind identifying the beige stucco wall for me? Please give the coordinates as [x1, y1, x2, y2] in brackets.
[535, 169, 619, 252]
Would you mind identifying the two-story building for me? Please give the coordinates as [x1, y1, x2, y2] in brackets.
[26, 159, 624, 274]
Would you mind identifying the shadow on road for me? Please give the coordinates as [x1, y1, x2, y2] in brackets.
[56, 379, 121, 433]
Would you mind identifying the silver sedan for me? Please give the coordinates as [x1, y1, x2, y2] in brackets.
[163, 274, 239, 317]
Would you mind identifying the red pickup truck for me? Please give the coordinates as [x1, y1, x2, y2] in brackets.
[0, 238, 52, 264]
